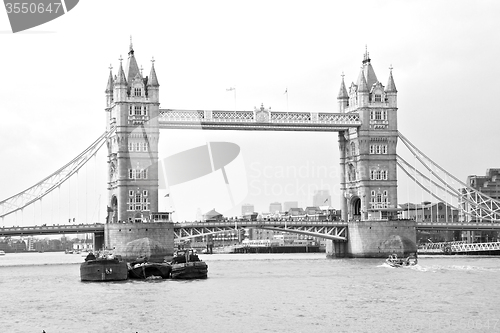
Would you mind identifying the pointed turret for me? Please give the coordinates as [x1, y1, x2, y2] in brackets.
[357, 64, 369, 107]
[385, 65, 397, 107]
[148, 58, 159, 87]
[105, 65, 114, 107]
[385, 66, 397, 93]
[362, 47, 378, 89]
[147, 57, 159, 102]
[125, 38, 141, 83]
[115, 58, 127, 86]
[105, 67, 114, 93]
[337, 73, 349, 112]
[357, 69, 368, 92]
[337, 73, 348, 99]
[114, 56, 127, 102]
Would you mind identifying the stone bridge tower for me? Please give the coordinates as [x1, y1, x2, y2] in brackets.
[105, 42, 160, 224]
[102, 42, 173, 262]
[329, 50, 415, 258]
[338, 50, 398, 223]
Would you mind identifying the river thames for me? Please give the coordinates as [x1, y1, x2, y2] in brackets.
[1, 252, 499, 333]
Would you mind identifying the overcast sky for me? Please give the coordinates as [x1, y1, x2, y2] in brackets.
[1, 1, 499, 224]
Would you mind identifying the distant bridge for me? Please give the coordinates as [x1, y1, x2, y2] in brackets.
[3, 220, 500, 239]
[416, 222, 500, 231]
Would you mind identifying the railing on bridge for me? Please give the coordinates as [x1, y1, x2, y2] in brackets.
[0, 223, 105, 236]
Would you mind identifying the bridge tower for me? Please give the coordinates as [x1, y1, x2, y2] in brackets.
[105, 41, 160, 224]
[103, 41, 173, 261]
[331, 49, 416, 258]
[338, 49, 398, 222]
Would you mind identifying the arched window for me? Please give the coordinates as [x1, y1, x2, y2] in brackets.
[348, 164, 356, 181]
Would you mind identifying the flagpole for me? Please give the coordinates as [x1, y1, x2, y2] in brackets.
[284, 87, 289, 112]
[226, 87, 236, 111]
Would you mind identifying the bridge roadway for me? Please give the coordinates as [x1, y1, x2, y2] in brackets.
[0, 221, 349, 241]
[1, 220, 500, 239]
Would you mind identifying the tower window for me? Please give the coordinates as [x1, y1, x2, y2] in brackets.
[134, 106, 142, 115]
[134, 88, 141, 97]
[129, 105, 133, 116]
[142, 142, 148, 151]
[374, 94, 381, 102]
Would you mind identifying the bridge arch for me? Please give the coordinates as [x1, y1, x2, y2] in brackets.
[351, 196, 361, 220]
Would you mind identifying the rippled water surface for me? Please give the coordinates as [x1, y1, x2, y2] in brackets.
[1, 252, 500, 333]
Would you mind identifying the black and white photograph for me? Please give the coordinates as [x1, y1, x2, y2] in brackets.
[1, 1, 500, 332]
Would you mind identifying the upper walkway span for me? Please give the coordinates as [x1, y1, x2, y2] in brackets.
[158, 108, 361, 131]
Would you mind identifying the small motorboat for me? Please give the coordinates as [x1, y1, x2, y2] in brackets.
[80, 253, 128, 282]
[128, 260, 172, 279]
[170, 249, 208, 279]
[385, 253, 418, 268]
[0, 250, 5, 256]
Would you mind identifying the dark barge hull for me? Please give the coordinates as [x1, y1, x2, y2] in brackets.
[80, 259, 128, 281]
[171, 262, 208, 279]
[128, 263, 172, 279]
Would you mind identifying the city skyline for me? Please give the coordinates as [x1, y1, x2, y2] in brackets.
[1, 1, 500, 223]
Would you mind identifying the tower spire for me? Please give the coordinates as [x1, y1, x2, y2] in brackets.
[105, 64, 114, 92]
[357, 67, 368, 92]
[148, 57, 159, 87]
[115, 55, 127, 85]
[362, 45, 370, 64]
[337, 72, 348, 99]
[386, 64, 397, 93]
[129, 35, 134, 55]
[125, 38, 141, 83]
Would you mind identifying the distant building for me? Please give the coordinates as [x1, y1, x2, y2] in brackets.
[202, 209, 223, 222]
[269, 202, 282, 214]
[283, 201, 298, 212]
[304, 206, 327, 221]
[463, 168, 500, 241]
[467, 169, 500, 200]
[399, 202, 459, 222]
[313, 190, 331, 207]
[241, 203, 254, 215]
[287, 207, 306, 221]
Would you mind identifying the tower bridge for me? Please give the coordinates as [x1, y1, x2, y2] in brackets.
[2, 42, 500, 259]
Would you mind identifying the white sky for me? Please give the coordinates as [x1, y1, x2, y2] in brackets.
[1, 0, 499, 224]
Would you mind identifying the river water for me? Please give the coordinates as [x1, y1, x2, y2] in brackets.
[1, 252, 500, 333]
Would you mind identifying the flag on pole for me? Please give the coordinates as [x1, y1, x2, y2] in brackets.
[284, 88, 288, 94]
[226, 87, 235, 91]
[324, 198, 329, 203]
[165, 193, 170, 197]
